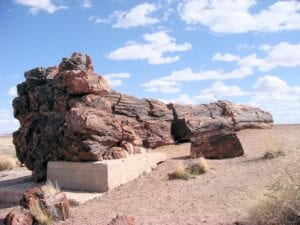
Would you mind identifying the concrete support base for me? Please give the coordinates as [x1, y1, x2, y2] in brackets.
[47, 152, 166, 192]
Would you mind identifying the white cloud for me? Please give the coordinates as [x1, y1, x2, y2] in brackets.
[160, 94, 197, 105]
[195, 81, 250, 101]
[104, 73, 130, 79]
[113, 3, 159, 28]
[108, 31, 191, 64]
[160, 81, 249, 104]
[237, 54, 264, 70]
[178, 0, 300, 33]
[216, 42, 300, 72]
[141, 67, 253, 93]
[88, 16, 110, 24]
[90, 3, 159, 28]
[160, 76, 300, 124]
[82, 0, 92, 8]
[239, 42, 300, 71]
[249, 75, 300, 124]
[253, 75, 289, 93]
[15, 0, 67, 14]
[0, 109, 19, 134]
[7, 86, 18, 97]
[212, 53, 240, 62]
[237, 43, 256, 52]
[103, 72, 130, 87]
[162, 67, 253, 81]
[142, 41, 300, 94]
[258, 42, 300, 71]
[141, 79, 181, 94]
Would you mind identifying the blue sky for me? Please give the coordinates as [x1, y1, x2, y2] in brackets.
[1, 0, 300, 133]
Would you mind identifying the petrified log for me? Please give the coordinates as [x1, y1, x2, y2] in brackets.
[12, 53, 273, 181]
[170, 101, 272, 142]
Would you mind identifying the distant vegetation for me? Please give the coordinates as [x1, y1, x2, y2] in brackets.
[0, 155, 21, 171]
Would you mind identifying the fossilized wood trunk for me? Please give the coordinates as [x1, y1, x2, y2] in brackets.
[12, 53, 273, 181]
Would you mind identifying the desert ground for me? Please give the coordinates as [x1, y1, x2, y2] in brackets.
[0, 125, 299, 225]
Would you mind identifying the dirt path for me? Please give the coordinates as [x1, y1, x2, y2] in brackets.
[1, 125, 300, 225]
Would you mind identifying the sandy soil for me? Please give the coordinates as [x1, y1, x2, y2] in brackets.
[1, 125, 300, 225]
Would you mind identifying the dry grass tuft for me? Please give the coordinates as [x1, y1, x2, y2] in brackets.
[262, 134, 286, 159]
[188, 158, 209, 175]
[42, 180, 61, 198]
[169, 158, 209, 180]
[263, 150, 285, 159]
[248, 172, 300, 225]
[174, 165, 194, 180]
[30, 198, 53, 225]
[0, 155, 21, 171]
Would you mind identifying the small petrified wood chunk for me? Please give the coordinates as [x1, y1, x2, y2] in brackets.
[108, 215, 136, 225]
[4, 208, 33, 225]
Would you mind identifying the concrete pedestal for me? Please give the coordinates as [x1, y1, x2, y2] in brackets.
[47, 152, 166, 192]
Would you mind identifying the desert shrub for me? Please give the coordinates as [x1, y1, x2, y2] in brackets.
[0, 155, 21, 171]
[188, 158, 209, 175]
[42, 180, 61, 198]
[248, 173, 300, 225]
[174, 165, 195, 180]
[30, 198, 53, 225]
[263, 150, 286, 159]
[169, 158, 209, 180]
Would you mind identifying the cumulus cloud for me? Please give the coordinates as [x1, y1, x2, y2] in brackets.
[108, 31, 191, 64]
[113, 3, 159, 28]
[7, 86, 18, 97]
[81, 0, 92, 8]
[159, 76, 300, 124]
[141, 79, 181, 94]
[161, 81, 250, 104]
[160, 94, 197, 105]
[142, 41, 300, 94]
[0, 109, 19, 134]
[103, 73, 130, 88]
[141, 67, 253, 94]
[258, 42, 300, 71]
[178, 0, 300, 33]
[217, 42, 300, 72]
[88, 16, 111, 24]
[212, 53, 240, 62]
[15, 0, 67, 14]
[89, 3, 159, 28]
[249, 75, 300, 124]
[195, 81, 250, 101]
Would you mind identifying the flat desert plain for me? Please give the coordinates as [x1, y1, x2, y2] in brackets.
[0, 125, 300, 225]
